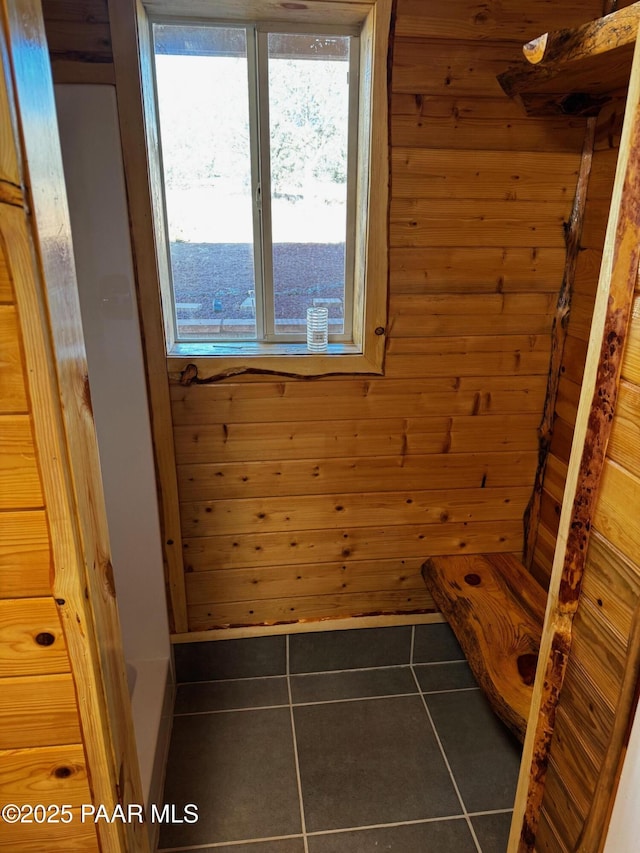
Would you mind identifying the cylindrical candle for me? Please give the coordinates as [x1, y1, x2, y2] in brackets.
[306, 306, 329, 353]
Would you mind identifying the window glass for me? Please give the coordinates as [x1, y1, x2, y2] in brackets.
[152, 22, 355, 344]
[154, 24, 256, 340]
[267, 33, 350, 338]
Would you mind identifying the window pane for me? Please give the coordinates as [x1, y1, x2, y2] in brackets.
[267, 33, 350, 337]
[153, 24, 257, 340]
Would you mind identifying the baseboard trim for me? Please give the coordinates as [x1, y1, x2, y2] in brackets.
[171, 611, 444, 643]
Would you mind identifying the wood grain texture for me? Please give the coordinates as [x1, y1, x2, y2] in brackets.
[0, 511, 51, 600]
[181, 486, 530, 538]
[0, 743, 91, 807]
[0, 415, 44, 509]
[170, 375, 548, 424]
[0, 305, 29, 413]
[106, 0, 587, 636]
[498, 5, 638, 115]
[0, 674, 82, 749]
[422, 552, 546, 741]
[521, 5, 640, 68]
[523, 118, 595, 570]
[177, 451, 538, 502]
[389, 246, 566, 293]
[512, 28, 640, 853]
[0, 810, 99, 852]
[0, 598, 69, 677]
[392, 148, 580, 200]
[1, 4, 148, 848]
[395, 0, 603, 43]
[187, 588, 435, 631]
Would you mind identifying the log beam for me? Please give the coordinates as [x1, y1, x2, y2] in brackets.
[498, 4, 640, 116]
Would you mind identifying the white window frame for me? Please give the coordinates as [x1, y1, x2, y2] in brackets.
[140, 0, 390, 378]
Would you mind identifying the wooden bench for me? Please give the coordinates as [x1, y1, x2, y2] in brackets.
[421, 553, 546, 742]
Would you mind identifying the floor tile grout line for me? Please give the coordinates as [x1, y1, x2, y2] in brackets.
[287, 634, 310, 853]
[172, 685, 481, 716]
[155, 809, 512, 851]
[409, 662, 484, 853]
[175, 659, 468, 687]
[410, 623, 416, 665]
[305, 813, 476, 836]
[157, 833, 304, 851]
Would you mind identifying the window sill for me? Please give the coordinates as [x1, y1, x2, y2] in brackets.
[167, 340, 385, 381]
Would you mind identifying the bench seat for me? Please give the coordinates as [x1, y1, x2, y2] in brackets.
[421, 553, 546, 742]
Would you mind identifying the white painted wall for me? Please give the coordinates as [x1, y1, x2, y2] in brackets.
[54, 84, 172, 807]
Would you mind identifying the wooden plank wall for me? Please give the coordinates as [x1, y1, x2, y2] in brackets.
[529, 99, 625, 589]
[42, 0, 114, 84]
[39, 0, 607, 634]
[0, 237, 98, 849]
[168, 0, 603, 632]
[535, 153, 640, 853]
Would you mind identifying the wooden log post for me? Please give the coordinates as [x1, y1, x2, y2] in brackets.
[523, 118, 596, 572]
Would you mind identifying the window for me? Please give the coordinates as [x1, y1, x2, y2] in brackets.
[144, 2, 390, 377]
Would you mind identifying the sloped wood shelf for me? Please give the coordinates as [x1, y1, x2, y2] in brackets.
[498, 4, 640, 116]
[422, 553, 546, 742]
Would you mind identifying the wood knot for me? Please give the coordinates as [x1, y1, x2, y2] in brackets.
[464, 573, 481, 586]
[82, 374, 93, 416]
[35, 632, 56, 646]
[180, 363, 198, 386]
[517, 653, 538, 686]
[103, 559, 116, 597]
[54, 766, 73, 779]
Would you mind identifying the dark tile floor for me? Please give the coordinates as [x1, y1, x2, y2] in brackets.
[159, 624, 521, 852]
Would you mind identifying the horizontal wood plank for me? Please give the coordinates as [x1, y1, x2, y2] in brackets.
[0, 242, 13, 302]
[391, 111, 588, 152]
[389, 246, 566, 293]
[390, 292, 557, 315]
[593, 459, 640, 561]
[42, 19, 112, 61]
[180, 485, 531, 537]
[177, 450, 538, 501]
[0, 511, 51, 599]
[187, 588, 436, 631]
[555, 376, 581, 425]
[0, 305, 29, 413]
[392, 148, 579, 200]
[379, 349, 551, 376]
[185, 556, 429, 605]
[0, 415, 43, 509]
[0, 674, 82, 749]
[174, 413, 540, 464]
[0, 743, 90, 807]
[573, 248, 602, 298]
[394, 0, 602, 42]
[0, 598, 69, 677]
[183, 519, 523, 572]
[547, 706, 601, 816]
[390, 198, 569, 248]
[608, 379, 640, 479]
[0, 807, 99, 851]
[542, 762, 587, 852]
[570, 596, 626, 711]
[558, 655, 616, 769]
[41, 0, 110, 24]
[621, 298, 640, 383]
[392, 39, 525, 97]
[170, 375, 548, 425]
